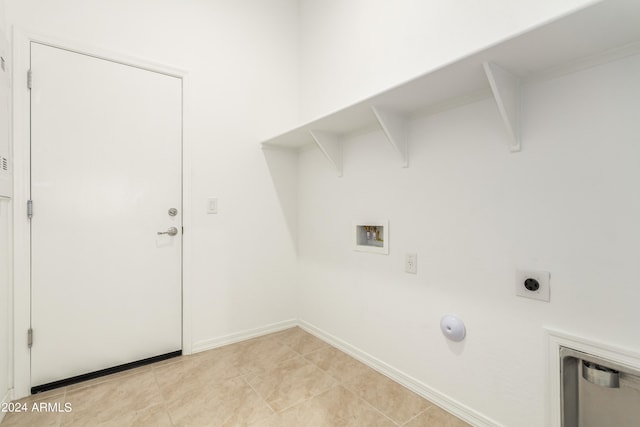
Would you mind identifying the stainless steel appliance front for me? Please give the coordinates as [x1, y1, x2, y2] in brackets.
[560, 346, 640, 426]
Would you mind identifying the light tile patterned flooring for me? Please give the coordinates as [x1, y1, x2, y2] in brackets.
[1, 327, 470, 427]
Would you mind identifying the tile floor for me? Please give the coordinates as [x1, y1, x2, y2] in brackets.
[1, 327, 470, 427]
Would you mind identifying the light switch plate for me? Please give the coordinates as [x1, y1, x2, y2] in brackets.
[405, 253, 417, 274]
[207, 198, 218, 214]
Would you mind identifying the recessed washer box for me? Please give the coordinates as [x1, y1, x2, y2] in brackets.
[353, 220, 388, 255]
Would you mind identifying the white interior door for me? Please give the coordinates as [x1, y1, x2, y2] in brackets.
[30, 42, 182, 388]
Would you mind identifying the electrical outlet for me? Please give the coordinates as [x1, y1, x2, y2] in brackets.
[405, 253, 417, 274]
[516, 270, 550, 302]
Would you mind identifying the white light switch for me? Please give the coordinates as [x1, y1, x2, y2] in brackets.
[405, 253, 417, 274]
[207, 198, 218, 214]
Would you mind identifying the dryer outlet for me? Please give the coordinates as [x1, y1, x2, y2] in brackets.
[516, 269, 550, 302]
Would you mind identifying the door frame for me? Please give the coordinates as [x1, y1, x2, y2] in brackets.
[11, 28, 193, 399]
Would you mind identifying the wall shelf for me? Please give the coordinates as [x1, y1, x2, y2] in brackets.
[309, 130, 342, 177]
[483, 61, 520, 152]
[261, 1, 640, 174]
[371, 106, 409, 168]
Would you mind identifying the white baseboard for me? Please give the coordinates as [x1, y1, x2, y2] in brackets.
[1, 388, 15, 424]
[190, 318, 500, 426]
[191, 319, 298, 354]
[298, 320, 502, 427]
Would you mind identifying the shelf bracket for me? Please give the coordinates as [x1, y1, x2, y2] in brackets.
[309, 130, 342, 177]
[483, 62, 521, 152]
[372, 106, 409, 167]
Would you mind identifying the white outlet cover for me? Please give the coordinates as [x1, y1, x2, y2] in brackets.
[405, 253, 417, 274]
[516, 269, 550, 302]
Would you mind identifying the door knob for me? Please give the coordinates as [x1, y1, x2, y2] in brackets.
[157, 227, 178, 236]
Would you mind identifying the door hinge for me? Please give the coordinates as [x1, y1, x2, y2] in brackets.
[27, 199, 33, 219]
[27, 328, 33, 348]
[27, 69, 32, 90]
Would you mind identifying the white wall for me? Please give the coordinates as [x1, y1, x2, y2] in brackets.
[298, 0, 599, 121]
[0, 0, 14, 414]
[296, 47, 640, 425]
[5, 3, 637, 425]
[5, 0, 300, 395]
[295, 2, 640, 424]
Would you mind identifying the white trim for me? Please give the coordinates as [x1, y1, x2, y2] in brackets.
[11, 27, 192, 399]
[192, 319, 298, 354]
[1, 197, 14, 408]
[0, 388, 15, 423]
[545, 328, 640, 427]
[299, 319, 503, 427]
[181, 74, 193, 356]
[18, 29, 186, 79]
[12, 27, 31, 400]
